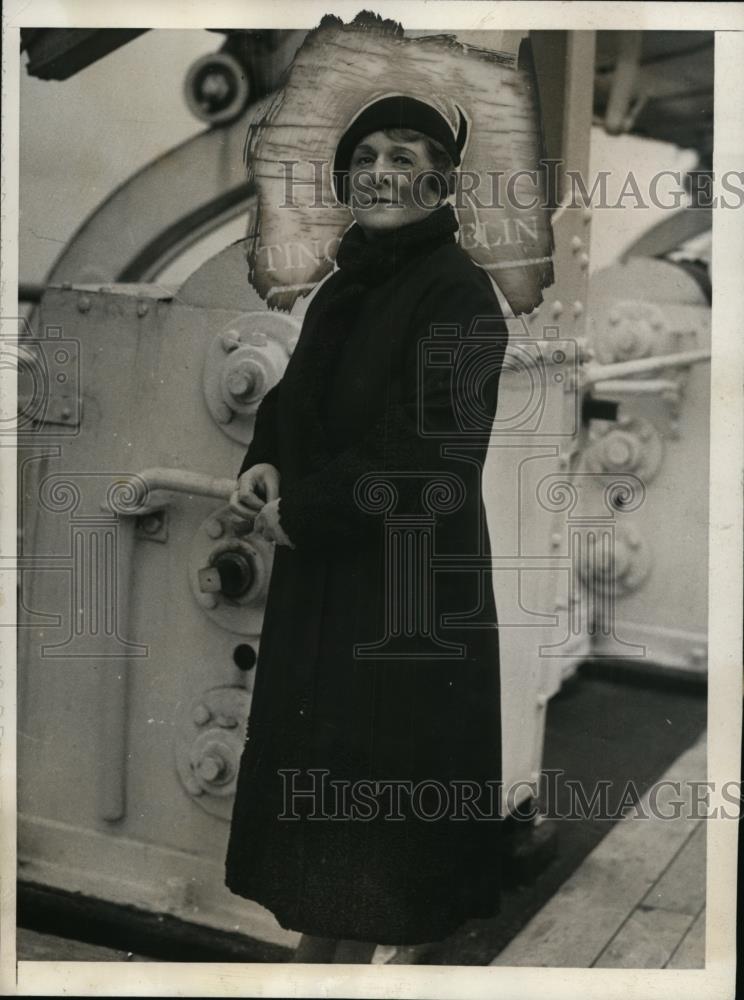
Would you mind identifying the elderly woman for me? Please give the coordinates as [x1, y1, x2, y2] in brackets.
[225, 96, 509, 963]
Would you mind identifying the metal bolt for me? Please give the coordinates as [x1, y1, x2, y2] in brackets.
[582, 208, 592, 224]
[77, 295, 91, 313]
[197, 753, 225, 783]
[551, 300, 564, 319]
[227, 370, 254, 398]
[551, 533, 562, 548]
[200, 72, 231, 103]
[579, 253, 590, 271]
[571, 236, 582, 253]
[193, 703, 211, 726]
[572, 300, 584, 318]
[605, 437, 634, 468]
[60, 406, 72, 420]
[137, 301, 149, 318]
[618, 330, 637, 354]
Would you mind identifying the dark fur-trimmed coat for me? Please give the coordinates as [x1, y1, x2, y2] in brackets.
[225, 232, 509, 945]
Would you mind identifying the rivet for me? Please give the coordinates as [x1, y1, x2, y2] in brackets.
[60, 406, 72, 420]
[193, 703, 211, 726]
[570, 236, 582, 253]
[77, 295, 91, 313]
[216, 402, 233, 425]
[206, 519, 224, 539]
[551, 533, 562, 548]
[221, 331, 240, 353]
[582, 208, 592, 224]
[572, 300, 584, 317]
[579, 253, 590, 271]
[551, 300, 564, 319]
[137, 301, 149, 318]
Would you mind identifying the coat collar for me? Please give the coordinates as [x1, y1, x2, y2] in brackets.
[283, 207, 458, 468]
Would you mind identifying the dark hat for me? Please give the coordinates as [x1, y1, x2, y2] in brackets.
[332, 95, 467, 203]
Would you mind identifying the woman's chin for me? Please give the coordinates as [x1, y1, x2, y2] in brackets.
[355, 207, 438, 238]
[355, 208, 406, 233]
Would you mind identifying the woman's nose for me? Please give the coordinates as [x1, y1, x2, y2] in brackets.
[367, 158, 394, 186]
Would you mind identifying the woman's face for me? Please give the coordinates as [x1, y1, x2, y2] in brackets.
[348, 130, 442, 237]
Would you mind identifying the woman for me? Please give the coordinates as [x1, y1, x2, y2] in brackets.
[225, 95, 509, 962]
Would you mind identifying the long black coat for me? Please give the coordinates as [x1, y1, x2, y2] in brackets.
[225, 220, 509, 945]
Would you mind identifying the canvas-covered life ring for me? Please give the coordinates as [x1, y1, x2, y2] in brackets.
[243, 12, 554, 316]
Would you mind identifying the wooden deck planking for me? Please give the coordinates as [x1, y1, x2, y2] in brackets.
[491, 733, 707, 968]
[666, 907, 706, 969]
[592, 906, 694, 968]
[642, 822, 706, 916]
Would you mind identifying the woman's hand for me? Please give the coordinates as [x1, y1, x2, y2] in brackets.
[229, 463, 280, 519]
[254, 499, 295, 549]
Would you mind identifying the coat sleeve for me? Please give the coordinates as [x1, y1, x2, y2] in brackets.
[278, 269, 508, 551]
[237, 378, 282, 478]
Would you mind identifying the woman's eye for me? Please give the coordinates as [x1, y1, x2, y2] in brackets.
[353, 155, 373, 166]
[394, 156, 414, 166]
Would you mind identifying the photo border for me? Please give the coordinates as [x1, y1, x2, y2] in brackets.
[1, 3, 741, 997]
